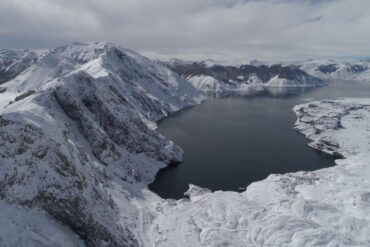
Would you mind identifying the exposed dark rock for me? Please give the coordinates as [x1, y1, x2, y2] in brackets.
[349, 64, 367, 73]
[14, 90, 36, 102]
[316, 64, 339, 74]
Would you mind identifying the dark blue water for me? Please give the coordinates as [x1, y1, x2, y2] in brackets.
[149, 80, 370, 199]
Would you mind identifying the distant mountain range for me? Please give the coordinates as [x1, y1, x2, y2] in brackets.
[159, 58, 370, 94]
[159, 59, 326, 94]
[297, 59, 370, 81]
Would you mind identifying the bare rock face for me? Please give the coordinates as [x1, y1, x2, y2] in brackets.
[0, 42, 203, 246]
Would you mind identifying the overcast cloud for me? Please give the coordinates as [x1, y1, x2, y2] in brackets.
[0, 0, 369, 62]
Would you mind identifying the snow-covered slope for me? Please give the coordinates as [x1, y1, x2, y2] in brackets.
[161, 59, 325, 94]
[0, 42, 204, 246]
[298, 59, 370, 81]
[1, 42, 203, 116]
[142, 98, 370, 246]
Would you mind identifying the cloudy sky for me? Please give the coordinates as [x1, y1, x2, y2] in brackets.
[0, 0, 369, 62]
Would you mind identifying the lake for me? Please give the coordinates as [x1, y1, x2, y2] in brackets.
[149, 80, 370, 199]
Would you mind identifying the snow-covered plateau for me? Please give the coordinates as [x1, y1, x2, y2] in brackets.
[1, 42, 370, 246]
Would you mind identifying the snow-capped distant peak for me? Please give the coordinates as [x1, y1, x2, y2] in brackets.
[167, 58, 193, 66]
[199, 59, 218, 68]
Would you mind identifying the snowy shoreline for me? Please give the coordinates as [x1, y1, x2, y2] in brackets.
[142, 98, 370, 246]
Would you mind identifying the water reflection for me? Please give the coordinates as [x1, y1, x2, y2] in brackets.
[218, 86, 319, 99]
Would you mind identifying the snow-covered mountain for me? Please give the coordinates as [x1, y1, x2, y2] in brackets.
[0, 42, 204, 246]
[1, 42, 370, 246]
[160, 59, 326, 94]
[0, 49, 38, 84]
[297, 59, 370, 81]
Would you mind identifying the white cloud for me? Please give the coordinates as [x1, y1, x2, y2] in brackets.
[0, 0, 369, 62]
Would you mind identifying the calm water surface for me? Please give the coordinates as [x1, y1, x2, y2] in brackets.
[149, 80, 370, 199]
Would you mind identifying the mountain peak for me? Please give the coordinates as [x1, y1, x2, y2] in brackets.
[48, 41, 128, 64]
[199, 59, 218, 68]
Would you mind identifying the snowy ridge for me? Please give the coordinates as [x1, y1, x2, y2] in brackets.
[143, 98, 370, 246]
[0, 42, 204, 246]
[1, 42, 203, 116]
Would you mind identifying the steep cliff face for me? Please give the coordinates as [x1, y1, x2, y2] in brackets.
[0, 42, 203, 246]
